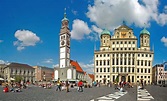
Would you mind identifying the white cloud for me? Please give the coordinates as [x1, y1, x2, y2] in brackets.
[43, 59, 53, 64]
[53, 64, 59, 68]
[0, 40, 3, 43]
[161, 37, 167, 47]
[13, 30, 40, 51]
[91, 25, 103, 40]
[71, 19, 92, 40]
[164, 5, 167, 13]
[0, 60, 5, 64]
[79, 62, 94, 74]
[72, 10, 77, 15]
[86, 0, 167, 29]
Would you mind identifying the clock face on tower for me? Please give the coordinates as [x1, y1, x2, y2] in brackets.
[61, 40, 65, 45]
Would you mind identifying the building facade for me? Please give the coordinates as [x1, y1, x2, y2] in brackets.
[94, 24, 154, 84]
[152, 62, 167, 85]
[0, 64, 5, 79]
[3, 63, 35, 83]
[33, 66, 54, 82]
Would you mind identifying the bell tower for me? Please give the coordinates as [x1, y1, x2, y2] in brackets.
[59, 8, 71, 68]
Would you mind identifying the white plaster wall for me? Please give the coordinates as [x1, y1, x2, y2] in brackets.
[67, 69, 72, 79]
[54, 70, 58, 80]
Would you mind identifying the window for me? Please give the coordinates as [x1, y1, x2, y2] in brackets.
[128, 67, 131, 73]
[116, 58, 119, 65]
[120, 67, 123, 72]
[113, 67, 115, 72]
[141, 68, 143, 73]
[124, 58, 127, 65]
[142, 54, 144, 57]
[145, 60, 147, 66]
[108, 68, 110, 72]
[141, 76, 143, 78]
[121, 41, 123, 44]
[150, 54, 152, 57]
[133, 48, 135, 50]
[117, 42, 119, 44]
[138, 54, 140, 57]
[132, 67, 134, 73]
[145, 69, 147, 73]
[146, 54, 148, 57]
[125, 41, 127, 44]
[96, 60, 98, 66]
[128, 59, 131, 65]
[100, 76, 102, 78]
[125, 48, 127, 50]
[96, 55, 98, 57]
[148, 61, 151, 66]
[96, 75, 98, 78]
[133, 41, 135, 44]
[117, 48, 119, 50]
[104, 68, 106, 72]
[113, 42, 115, 44]
[96, 68, 99, 73]
[113, 76, 115, 82]
[129, 41, 131, 44]
[107, 60, 110, 65]
[104, 60, 106, 65]
[141, 60, 143, 66]
[137, 60, 139, 65]
[100, 68, 102, 72]
[148, 76, 150, 78]
[148, 69, 150, 73]
[104, 54, 106, 57]
[145, 76, 147, 78]
[112, 58, 115, 65]
[124, 67, 127, 72]
[120, 59, 122, 65]
[137, 68, 139, 73]
[137, 76, 139, 78]
[100, 54, 102, 57]
[132, 76, 134, 82]
[108, 54, 110, 57]
[117, 67, 119, 72]
[108, 75, 110, 78]
[100, 60, 102, 66]
[132, 58, 135, 65]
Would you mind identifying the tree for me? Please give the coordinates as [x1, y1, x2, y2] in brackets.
[15, 75, 23, 82]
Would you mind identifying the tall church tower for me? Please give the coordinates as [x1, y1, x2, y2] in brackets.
[59, 9, 71, 68]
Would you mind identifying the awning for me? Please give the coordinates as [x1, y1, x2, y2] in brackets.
[0, 78, 4, 81]
[10, 78, 15, 81]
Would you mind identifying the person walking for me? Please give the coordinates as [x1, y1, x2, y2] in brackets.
[56, 78, 61, 91]
[78, 80, 83, 92]
[65, 80, 69, 92]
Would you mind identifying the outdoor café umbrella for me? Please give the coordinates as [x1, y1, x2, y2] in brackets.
[0, 78, 4, 81]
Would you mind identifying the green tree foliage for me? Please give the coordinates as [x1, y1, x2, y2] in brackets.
[15, 75, 22, 82]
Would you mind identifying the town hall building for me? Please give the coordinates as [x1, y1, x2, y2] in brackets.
[94, 24, 154, 85]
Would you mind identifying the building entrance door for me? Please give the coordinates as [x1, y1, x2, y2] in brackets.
[121, 76, 126, 82]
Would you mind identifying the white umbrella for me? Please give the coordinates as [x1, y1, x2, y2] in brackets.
[0, 78, 4, 81]
[10, 78, 15, 81]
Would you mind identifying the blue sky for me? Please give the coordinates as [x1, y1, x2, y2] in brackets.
[0, 0, 167, 73]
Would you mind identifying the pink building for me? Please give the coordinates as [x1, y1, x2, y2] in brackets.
[152, 62, 167, 85]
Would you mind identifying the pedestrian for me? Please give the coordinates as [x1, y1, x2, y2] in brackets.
[114, 81, 118, 90]
[78, 80, 83, 92]
[56, 78, 61, 91]
[65, 80, 69, 92]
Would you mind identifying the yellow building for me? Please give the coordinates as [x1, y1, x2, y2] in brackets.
[94, 24, 154, 85]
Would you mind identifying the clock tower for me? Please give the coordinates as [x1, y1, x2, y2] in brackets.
[59, 9, 70, 68]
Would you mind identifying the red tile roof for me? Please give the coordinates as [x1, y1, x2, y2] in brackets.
[70, 60, 84, 73]
[88, 74, 94, 81]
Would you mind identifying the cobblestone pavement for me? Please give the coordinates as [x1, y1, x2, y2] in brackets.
[0, 85, 166, 101]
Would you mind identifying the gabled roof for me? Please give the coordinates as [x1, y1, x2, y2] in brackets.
[116, 24, 132, 30]
[70, 60, 84, 73]
[88, 74, 94, 81]
[7, 62, 33, 69]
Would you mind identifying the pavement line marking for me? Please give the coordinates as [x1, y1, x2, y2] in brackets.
[137, 88, 154, 101]
[90, 91, 127, 101]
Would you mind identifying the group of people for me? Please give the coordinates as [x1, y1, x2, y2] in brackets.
[56, 78, 84, 92]
[3, 82, 28, 93]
